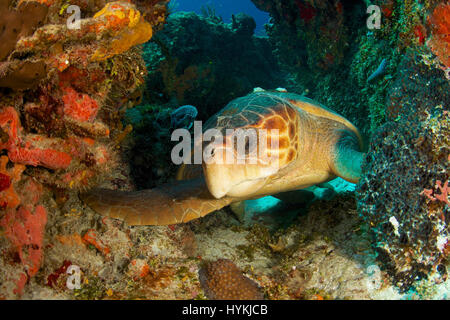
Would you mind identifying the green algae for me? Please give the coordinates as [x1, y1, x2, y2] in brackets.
[73, 276, 106, 300]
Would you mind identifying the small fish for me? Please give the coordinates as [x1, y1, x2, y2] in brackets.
[170, 105, 198, 129]
[368, 58, 388, 82]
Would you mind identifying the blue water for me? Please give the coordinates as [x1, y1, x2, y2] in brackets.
[172, 0, 270, 35]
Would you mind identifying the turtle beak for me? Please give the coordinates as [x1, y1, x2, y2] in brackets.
[203, 162, 271, 199]
[202, 142, 277, 199]
[203, 163, 236, 199]
[202, 143, 236, 198]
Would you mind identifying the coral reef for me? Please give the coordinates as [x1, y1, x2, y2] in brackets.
[143, 11, 285, 119]
[357, 108, 448, 292]
[199, 259, 264, 300]
[0, 0, 169, 298]
[357, 52, 449, 291]
[251, 0, 449, 137]
[252, 0, 449, 292]
[0, 0, 448, 301]
[353, 3, 449, 292]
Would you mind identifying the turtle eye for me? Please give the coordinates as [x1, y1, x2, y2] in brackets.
[244, 138, 250, 155]
[233, 133, 257, 157]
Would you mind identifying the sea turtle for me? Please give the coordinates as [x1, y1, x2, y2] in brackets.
[81, 90, 364, 225]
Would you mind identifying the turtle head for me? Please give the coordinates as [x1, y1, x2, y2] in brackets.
[201, 118, 298, 199]
[199, 93, 300, 199]
[201, 133, 277, 198]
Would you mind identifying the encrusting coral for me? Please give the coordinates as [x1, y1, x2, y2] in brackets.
[427, 3, 450, 69]
[0, 160, 47, 296]
[357, 54, 449, 291]
[90, 1, 154, 61]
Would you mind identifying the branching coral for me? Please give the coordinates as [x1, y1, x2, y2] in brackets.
[422, 179, 450, 205]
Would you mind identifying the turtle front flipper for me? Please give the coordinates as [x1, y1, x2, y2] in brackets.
[80, 178, 234, 226]
[330, 130, 365, 184]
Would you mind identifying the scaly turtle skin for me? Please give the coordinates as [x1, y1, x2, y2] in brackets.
[81, 91, 364, 225]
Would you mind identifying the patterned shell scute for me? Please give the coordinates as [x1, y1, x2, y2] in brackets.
[203, 92, 297, 132]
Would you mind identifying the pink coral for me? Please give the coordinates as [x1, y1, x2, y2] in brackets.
[62, 86, 99, 122]
[427, 3, 450, 67]
[421, 180, 449, 204]
[0, 179, 47, 295]
[8, 146, 72, 170]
